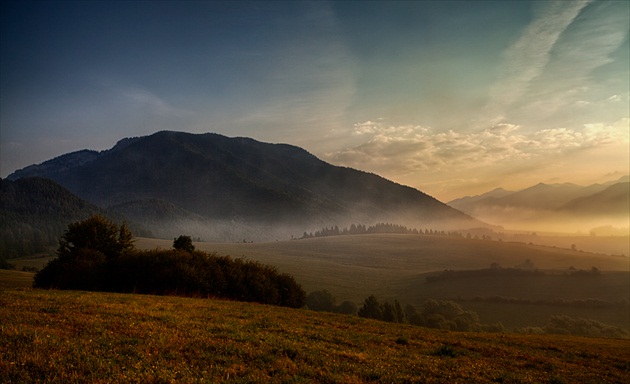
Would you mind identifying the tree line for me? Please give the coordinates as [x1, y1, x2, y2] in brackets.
[306, 290, 629, 338]
[300, 223, 470, 239]
[34, 215, 305, 308]
[306, 290, 503, 332]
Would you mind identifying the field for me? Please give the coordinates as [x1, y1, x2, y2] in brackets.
[8, 233, 629, 331]
[135, 234, 629, 298]
[2, 289, 630, 383]
[134, 234, 630, 329]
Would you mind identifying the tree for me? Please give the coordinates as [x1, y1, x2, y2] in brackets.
[117, 222, 135, 256]
[358, 295, 382, 320]
[393, 300, 405, 323]
[335, 301, 358, 315]
[57, 215, 133, 261]
[306, 290, 336, 312]
[34, 215, 135, 289]
[173, 235, 195, 253]
[382, 301, 395, 322]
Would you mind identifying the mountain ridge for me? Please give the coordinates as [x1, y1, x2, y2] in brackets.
[447, 177, 629, 232]
[7, 131, 481, 241]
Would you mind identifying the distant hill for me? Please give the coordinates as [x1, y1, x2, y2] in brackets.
[8, 131, 481, 241]
[0, 177, 154, 258]
[0, 177, 103, 257]
[447, 177, 629, 232]
[560, 182, 629, 215]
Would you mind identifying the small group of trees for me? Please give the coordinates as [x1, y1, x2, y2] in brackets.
[34, 215, 305, 308]
[357, 296, 504, 333]
[300, 223, 463, 239]
[305, 290, 357, 315]
[516, 315, 629, 339]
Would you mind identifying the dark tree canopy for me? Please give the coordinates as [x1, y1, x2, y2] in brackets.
[173, 235, 195, 253]
[57, 215, 135, 261]
[358, 295, 382, 320]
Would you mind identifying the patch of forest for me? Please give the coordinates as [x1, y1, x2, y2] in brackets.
[300, 222, 465, 239]
[305, 290, 629, 339]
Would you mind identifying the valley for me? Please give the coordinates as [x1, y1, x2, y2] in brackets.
[134, 233, 630, 331]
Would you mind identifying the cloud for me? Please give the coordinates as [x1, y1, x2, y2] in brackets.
[324, 118, 629, 176]
[487, 0, 592, 114]
[121, 88, 192, 118]
[484, 0, 629, 129]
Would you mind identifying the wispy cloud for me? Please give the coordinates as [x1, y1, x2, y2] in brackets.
[324, 118, 629, 176]
[121, 88, 192, 118]
[486, 0, 592, 118]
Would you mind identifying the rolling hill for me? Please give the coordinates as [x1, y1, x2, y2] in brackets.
[447, 177, 629, 232]
[133, 233, 630, 330]
[8, 131, 482, 241]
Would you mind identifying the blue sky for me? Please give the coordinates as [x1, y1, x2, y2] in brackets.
[1, 0, 628, 200]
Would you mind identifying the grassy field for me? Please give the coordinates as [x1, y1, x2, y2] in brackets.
[2, 289, 630, 383]
[137, 234, 630, 332]
[135, 234, 629, 299]
[0, 270, 35, 290]
[8, 233, 629, 332]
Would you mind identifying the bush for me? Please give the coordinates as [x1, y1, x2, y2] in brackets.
[34, 217, 305, 308]
[544, 315, 629, 339]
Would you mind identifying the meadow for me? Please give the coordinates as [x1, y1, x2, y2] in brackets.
[135, 234, 629, 298]
[2, 288, 629, 383]
[8, 233, 629, 331]
[133, 235, 630, 329]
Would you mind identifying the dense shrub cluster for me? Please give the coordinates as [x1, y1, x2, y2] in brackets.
[516, 315, 629, 339]
[34, 215, 305, 308]
[305, 290, 358, 315]
[357, 296, 504, 333]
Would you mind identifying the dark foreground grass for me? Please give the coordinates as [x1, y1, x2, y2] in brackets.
[2, 289, 629, 383]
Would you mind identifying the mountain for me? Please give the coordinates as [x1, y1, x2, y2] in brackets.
[447, 188, 514, 208]
[447, 177, 630, 232]
[560, 182, 629, 215]
[8, 131, 481, 241]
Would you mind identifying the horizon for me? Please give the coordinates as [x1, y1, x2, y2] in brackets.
[4, 129, 629, 204]
[2, 1, 629, 202]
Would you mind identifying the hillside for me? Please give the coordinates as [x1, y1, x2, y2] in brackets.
[0, 177, 152, 258]
[561, 182, 630, 215]
[7, 131, 481, 241]
[2, 289, 629, 383]
[135, 234, 630, 331]
[447, 177, 629, 233]
[0, 177, 103, 258]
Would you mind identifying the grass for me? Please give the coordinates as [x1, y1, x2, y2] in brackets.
[0, 270, 35, 290]
[6, 233, 629, 333]
[2, 289, 630, 383]
[134, 234, 629, 330]
[135, 234, 629, 301]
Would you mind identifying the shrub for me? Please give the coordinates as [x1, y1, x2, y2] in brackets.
[34, 217, 305, 308]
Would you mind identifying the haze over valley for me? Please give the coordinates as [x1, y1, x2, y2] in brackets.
[1, 2, 630, 380]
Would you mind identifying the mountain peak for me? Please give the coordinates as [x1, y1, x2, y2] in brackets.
[7, 131, 481, 240]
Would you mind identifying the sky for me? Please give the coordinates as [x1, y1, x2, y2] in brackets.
[1, 0, 629, 201]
